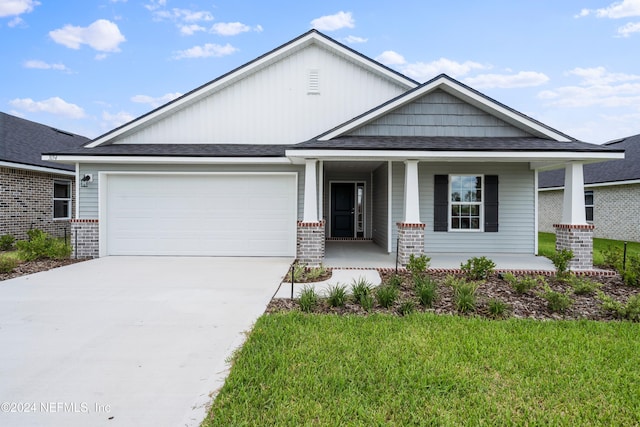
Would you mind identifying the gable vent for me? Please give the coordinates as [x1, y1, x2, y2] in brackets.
[308, 69, 319, 94]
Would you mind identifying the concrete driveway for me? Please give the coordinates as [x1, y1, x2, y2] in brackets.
[0, 256, 291, 427]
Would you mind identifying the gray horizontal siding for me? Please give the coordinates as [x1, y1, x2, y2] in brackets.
[78, 163, 304, 220]
[351, 89, 531, 138]
[419, 163, 535, 253]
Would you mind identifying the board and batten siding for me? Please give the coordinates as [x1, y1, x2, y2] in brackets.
[420, 163, 535, 253]
[371, 162, 388, 250]
[350, 89, 531, 138]
[78, 164, 304, 220]
[113, 45, 407, 145]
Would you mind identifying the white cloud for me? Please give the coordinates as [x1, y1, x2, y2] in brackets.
[375, 50, 406, 66]
[579, 0, 640, 18]
[0, 0, 39, 17]
[179, 24, 205, 35]
[23, 59, 69, 71]
[401, 58, 489, 81]
[153, 8, 213, 22]
[210, 22, 250, 36]
[144, 0, 165, 11]
[310, 11, 354, 31]
[343, 35, 367, 44]
[9, 96, 85, 118]
[172, 43, 237, 59]
[464, 71, 550, 89]
[49, 19, 126, 52]
[131, 92, 182, 108]
[617, 21, 640, 36]
[566, 66, 640, 85]
[8, 16, 22, 27]
[102, 110, 134, 128]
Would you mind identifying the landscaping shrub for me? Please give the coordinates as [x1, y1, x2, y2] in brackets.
[398, 300, 415, 316]
[359, 293, 374, 312]
[0, 234, 15, 251]
[601, 245, 623, 270]
[549, 249, 574, 280]
[447, 276, 478, 313]
[568, 275, 602, 295]
[306, 264, 327, 281]
[487, 298, 509, 318]
[597, 291, 640, 322]
[16, 229, 71, 261]
[0, 254, 18, 273]
[385, 274, 403, 288]
[375, 285, 398, 308]
[414, 274, 438, 308]
[622, 254, 640, 287]
[539, 284, 573, 313]
[502, 272, 544, 294]
[298, 285, 318, 313]
[460, 256, 495, 280]
[326, 284, 348, 308]
[286, 262, 306, 282]
[406, 254, 430, 277]
[350, 277, 372, 303]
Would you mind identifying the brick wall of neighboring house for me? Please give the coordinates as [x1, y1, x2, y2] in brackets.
[539, 184, 640, 243]
[0, 167, 75, 241]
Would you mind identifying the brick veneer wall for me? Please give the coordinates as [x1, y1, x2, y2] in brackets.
[70, 219, 99, 258]
[538, 190, 563, 233]
[397, 222, 425, 266]
[296, 220, 325, 266]
[0, 167, 74, 241]
[554, 224, 594, 270]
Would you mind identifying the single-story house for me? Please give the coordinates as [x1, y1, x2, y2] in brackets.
[43, 30, 623, 269]
[539, 133, 640, 242]
[1, 112, 89, 240]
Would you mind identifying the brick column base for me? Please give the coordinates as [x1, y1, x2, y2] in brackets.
[297, 220, 325, 266]
[554, 223, 595, 270]
[397, 222, 425, 266]
[71, 219, 99, 259]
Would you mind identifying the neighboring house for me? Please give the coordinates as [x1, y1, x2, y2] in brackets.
[539, 133, 640, 242]
[1, 112, 89, 241]
[44, 30, 622, 269]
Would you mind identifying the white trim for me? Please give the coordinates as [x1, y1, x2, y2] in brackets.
[98, 171, 298, 257]
[318, 160, 324, 221]
[387, 160, 393, 253]
[286, 149, 624, 162]
[42, 155, 292, 165]
[448, 174, 484, 232]
[86, 32, 416, 148]
[562, 162, 587, 224]
[534, 169, 539, 254]
[75, 162, 80, 219]
[303, 159, 318, 222]
[539, 178, 640, 192]
[0, 160, 75, 176]
[403, 160, 421, 223]
[318, 76, 572, 141]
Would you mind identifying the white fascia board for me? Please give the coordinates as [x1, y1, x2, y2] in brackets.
[41, 155, 292, 165]
[1, 160, 75, 176]
[87, 32, 416, 149]
[540, 179, 640, 192]
[319, 76, 572, 142]
[285, 149, 624, 163]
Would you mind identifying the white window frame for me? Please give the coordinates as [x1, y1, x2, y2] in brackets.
[584, 190, 594, 223]
[53, 179, 72, 220]
[449, 174, 484, 232]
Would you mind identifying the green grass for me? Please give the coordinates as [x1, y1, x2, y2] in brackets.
[203, 313, 640, 426]
[538, 232, 640, 266]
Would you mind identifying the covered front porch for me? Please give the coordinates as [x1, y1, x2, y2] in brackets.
[323, 240, 555, 271]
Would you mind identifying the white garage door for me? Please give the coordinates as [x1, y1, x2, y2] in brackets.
[105, 173, 297, 256]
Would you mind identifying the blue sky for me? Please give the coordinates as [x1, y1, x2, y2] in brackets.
[1, 0, 639, 143]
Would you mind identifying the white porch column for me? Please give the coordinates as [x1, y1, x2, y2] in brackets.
[562, 162, 586, 224]
[404, 159, 421, 223]
[303, 159, 318, 222]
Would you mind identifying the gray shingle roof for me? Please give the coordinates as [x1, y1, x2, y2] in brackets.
[538, 134, 640, 188]
[0, 112, 90, 171]
[291, 136, 621, 152]
[44, 143, 290, 157]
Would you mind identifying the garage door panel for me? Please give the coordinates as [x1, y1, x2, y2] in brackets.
[106, 174, 296, 256]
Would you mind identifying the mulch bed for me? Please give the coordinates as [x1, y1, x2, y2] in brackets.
[0, 258, 86, 282]
[267, 270, 640, 321]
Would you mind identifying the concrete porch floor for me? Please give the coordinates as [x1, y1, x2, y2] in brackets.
[323, 240, 555, 271]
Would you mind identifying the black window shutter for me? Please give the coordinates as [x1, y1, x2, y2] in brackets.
[484, 175, 499, 232]
[433, 175, 448, 232]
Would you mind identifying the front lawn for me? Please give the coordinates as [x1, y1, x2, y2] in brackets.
[538, 232, 640, 266]
[203, 313, 640, 426]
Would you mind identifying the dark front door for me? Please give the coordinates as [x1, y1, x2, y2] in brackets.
[331, 183, 355, 237]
